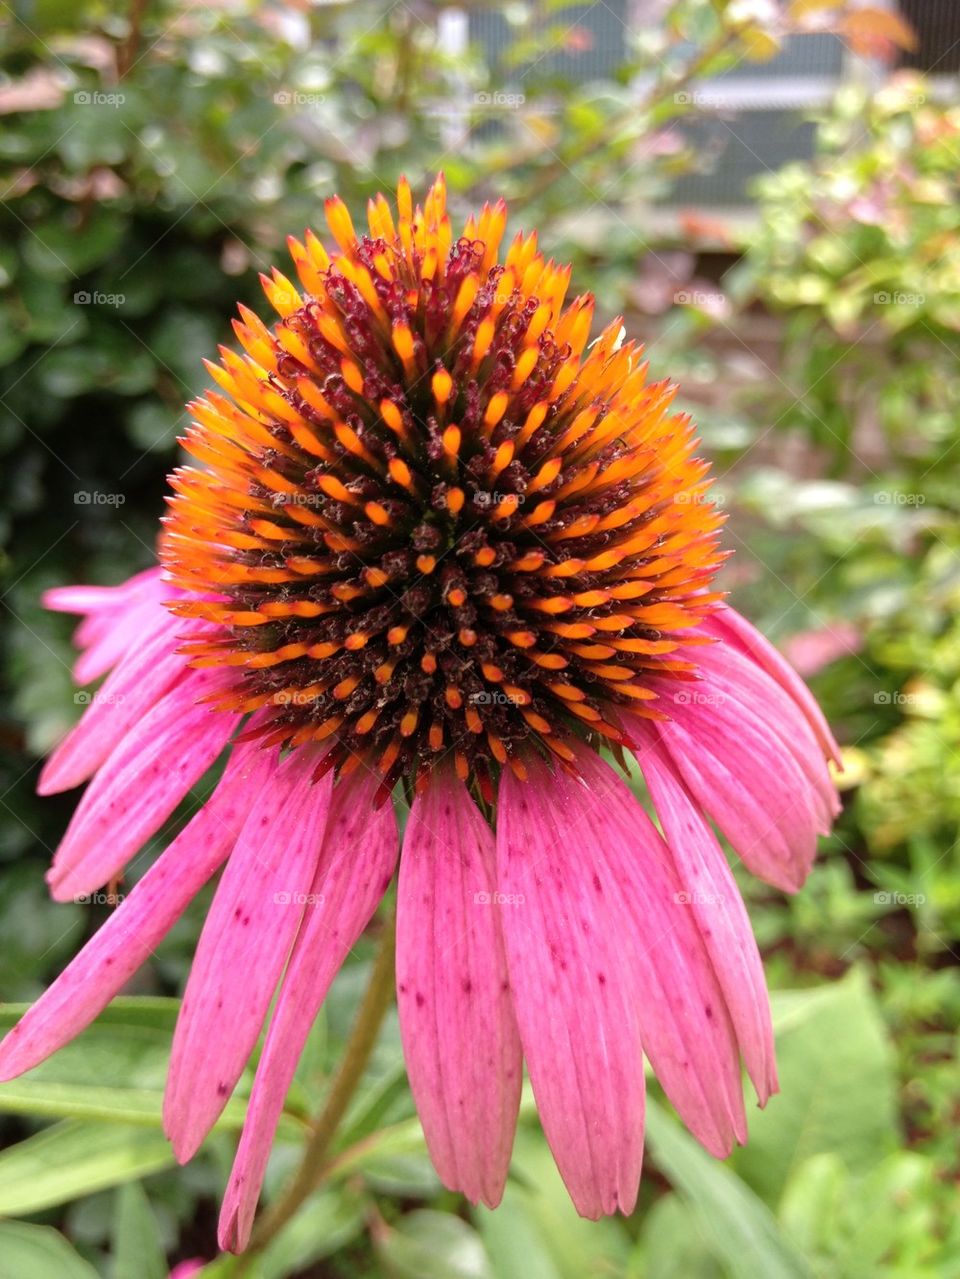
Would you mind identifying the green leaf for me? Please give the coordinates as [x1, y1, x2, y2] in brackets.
[474, 1196, 563, 1279]
[0, 999, 302, 1139]
[376, 1210, 494, 1279]
[474, 1127, 630, 1279]
[734, 969, 899, 1200]
[0, 1221, 100, 1279]
[0, 1121, 174, 1215]
[645, 1101, 812, 1279]
[631, 1194, 723, 1279]
[113, 1182, 167, 1279]
[256, 1186, 366, 1279]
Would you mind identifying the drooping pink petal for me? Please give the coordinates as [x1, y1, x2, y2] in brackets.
[556, 748, 748, 1157]
[46, 669, 240, 902]
[637, 746, 777, 1105]
[690, 636, 839, 831]
[163, 748, 334, 1163]
[641, 711, 812, 890]
[396, 771, 522, 1212]
[39, 613, 190, 795]
[632, 622, 838, 895]
[496, 761, 646, 1219]
[705, 605, 841, 763]
[0, 741, 276, 1082]
[218, 767, 398, 1252]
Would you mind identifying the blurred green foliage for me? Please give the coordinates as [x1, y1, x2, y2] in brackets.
[1, 1, 958, 1276]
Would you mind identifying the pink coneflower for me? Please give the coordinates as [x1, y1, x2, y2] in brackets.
[0, 176, 839, 1250]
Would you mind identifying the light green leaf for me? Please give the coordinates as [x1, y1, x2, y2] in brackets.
[645, 1101, 812, 1279]
[0, 1120, 174, 1215]
[0, 1221, 100, 1279]
[0, 999, 302, 1139]
[734, 969, 899, 1200]
[376, 1210, 493, 1279]
[256, 1186, 366, 1279]
[474, 1195, 563, 1279]
[474, 1128, 631, 1279]
[113, 1182, 167, 1279]
[631, 1194, 723, 1279]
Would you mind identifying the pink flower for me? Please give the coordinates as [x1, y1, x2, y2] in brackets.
[0, 177, 839, 1249]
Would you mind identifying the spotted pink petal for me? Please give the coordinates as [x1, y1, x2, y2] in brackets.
[561, 748, 748, 1157]
[218, 767, 398, 1252]
[47, 669, 240, 902]
[637, 746, 777, 1104]
[0, 740, 275, 1082]
[163, 748, 333, 1162]
[497, 761, 645, 1218]
[396, 771, 522, 1211]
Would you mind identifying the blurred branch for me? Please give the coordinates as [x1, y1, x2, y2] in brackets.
[118, 0, 149, 80]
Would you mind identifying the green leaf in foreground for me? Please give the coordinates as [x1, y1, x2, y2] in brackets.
[0, 1120, 174, 1215]
[645, 1101, 812, 1279]
[734, 968, 899, 1201]
[0, 998, 302, 1139]
[375, 1210, 493, 1279]
[0, 1220, 100, 1279]
[113, 1182, 167, 1279]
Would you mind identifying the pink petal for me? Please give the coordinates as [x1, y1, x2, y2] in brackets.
[72, 599, 162, 685]
[46, 670, 240, 902]
[46, 568, 176, 685]
[637, 746, 777, 1104]
[396, 772, 522, 1211]
[0, 741, 275, 1082]
[39, 613, 189, 795]
[163, 748, 334, 1163]
[691, 638, 839, 831]
[705, 606, 841, 763]
[496, 761, 646, 1219]
[560, 748, 748, 1157]
[635, 624, 838, 895]
[42, 566, 163, 617]
[218, 767, 398, 1252]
